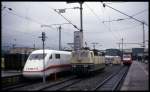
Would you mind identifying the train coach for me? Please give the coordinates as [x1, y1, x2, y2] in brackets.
[71, 49, 105, 75]
[23, 49, 72, 78]
[105, 55, 121, 65]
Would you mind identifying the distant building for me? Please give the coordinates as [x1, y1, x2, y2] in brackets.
[132, 48, 144, 57]
[123, 49, 132, 53]
[131, 48, 148, 61]
[9, 47, 37, 54]
[105, 49, 121, 56]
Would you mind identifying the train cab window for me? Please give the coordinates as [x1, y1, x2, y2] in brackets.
[49, 55, 52, 59]
[81, 51, 88, 57]
[55, 54, 60, 59]
[123, 55, 130, 58]
[28, 53, 47, 60]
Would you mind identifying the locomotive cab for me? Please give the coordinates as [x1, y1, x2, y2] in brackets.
[71, 50, 105, 75]
[123, 53, 132, 65]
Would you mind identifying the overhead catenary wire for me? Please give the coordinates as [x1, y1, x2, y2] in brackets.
[3, 4, 79, 49]
[5, 9, 41, 25]
[116, 23, 141, 32]
[42, 3, 93, 34]
[102, 8, 148, 23]
[101, 2, 148, 26]
[102, 8, 148, 39]
[85, 3, 101, 21]
[40, 3, 80, 31]
[85, 3, 121, 40]
[131, 8, 148, 17]
[101, 2, 148, 50]
[101, 5, 148, 43]
[3, 6, 55, 30]
[52, 8, 80, 31]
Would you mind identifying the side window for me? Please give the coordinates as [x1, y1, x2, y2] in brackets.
[55, 54, 60, 59]
[49, 55, 52, 60]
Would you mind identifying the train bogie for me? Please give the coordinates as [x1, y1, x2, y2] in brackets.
[123, 60, 132, 65]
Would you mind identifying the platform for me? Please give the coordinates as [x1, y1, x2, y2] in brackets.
[121, 60, 149, 91]
[1, 70, 22, 78]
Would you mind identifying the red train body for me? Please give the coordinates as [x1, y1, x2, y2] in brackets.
[122, 53, 132, 65]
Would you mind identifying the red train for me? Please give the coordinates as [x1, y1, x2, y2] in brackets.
[122, 53, 132, 65]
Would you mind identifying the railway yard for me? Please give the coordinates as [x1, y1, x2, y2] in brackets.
[2, 1, 148, 91]
[2, 61, 148, 91]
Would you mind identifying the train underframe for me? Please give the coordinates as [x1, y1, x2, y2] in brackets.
[71, 63, 105, 76]
[123, 60, 132, 65]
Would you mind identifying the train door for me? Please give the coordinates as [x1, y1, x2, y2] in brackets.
[45, 53, 52, 76]
[55, 53, 61, 72]
[48, 53, 53, 65]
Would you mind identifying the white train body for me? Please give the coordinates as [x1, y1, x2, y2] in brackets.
[105, 55, 121, 64]
[23, 49, 71, 78]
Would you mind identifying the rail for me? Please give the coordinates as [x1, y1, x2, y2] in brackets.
[2, 77, 42, 91]
[2, 74, 23, 87]
[92, 66, 129, 91]
[38, 76, 78, 91]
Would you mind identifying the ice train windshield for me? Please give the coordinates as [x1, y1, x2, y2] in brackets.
[28, 53, 47, 60]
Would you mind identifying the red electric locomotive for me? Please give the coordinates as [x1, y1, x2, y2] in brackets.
[122, 53, 132, 65]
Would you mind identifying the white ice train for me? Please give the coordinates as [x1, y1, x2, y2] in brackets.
[23, 49, 72, 78]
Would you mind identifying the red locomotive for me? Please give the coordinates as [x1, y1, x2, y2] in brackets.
[122, 53, 132, 65]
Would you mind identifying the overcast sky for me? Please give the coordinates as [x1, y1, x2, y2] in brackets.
[2, 2, 149, 50]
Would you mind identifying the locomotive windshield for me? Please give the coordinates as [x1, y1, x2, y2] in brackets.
[72, 51, 88, 57]
[28, 53, 47, 60]
[123, 55, 130, 58]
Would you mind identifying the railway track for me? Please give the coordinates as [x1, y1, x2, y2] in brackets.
[92, 66, 129, 91]
[61, 64, 124, 91]
[2, 65, 128, 91]
[2, 79, 41, 91]
[36, 76, 80, 91]
[42, 78, 82, 91]
[5, 75, 77, 91]
[2, 82, 35, 90]
[42, 65, 124, 91]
